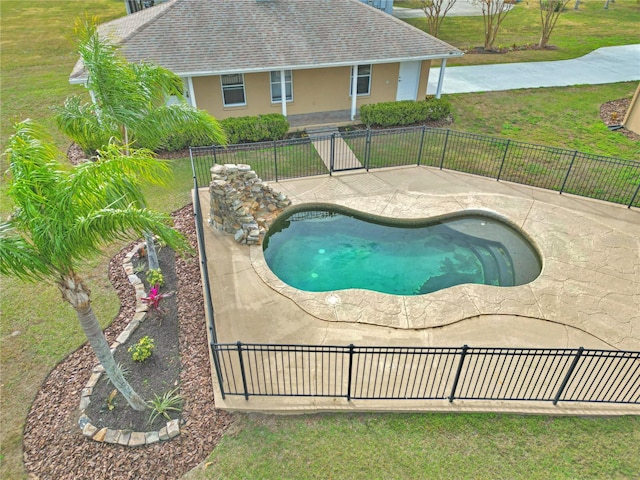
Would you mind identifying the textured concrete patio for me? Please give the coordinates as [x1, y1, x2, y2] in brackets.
[199, 166, 639, 414]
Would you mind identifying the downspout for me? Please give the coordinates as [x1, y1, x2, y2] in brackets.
[350, 65, 358, 121]
[435, 58, 447, 99]
[187, 77, 197, 108]
[280, 69, 287, 117]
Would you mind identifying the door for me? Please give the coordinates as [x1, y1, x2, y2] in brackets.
[396, 61, 421, 101]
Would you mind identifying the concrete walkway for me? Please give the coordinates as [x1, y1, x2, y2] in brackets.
[427, 44, 640, 94]
[312, 136, 362, 171]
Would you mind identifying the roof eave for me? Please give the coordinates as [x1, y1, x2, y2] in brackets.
[176, 52, 464, 78]
[69, 52, 464, 84]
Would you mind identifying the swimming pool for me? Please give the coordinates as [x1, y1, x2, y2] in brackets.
[263, 205, 541, 296]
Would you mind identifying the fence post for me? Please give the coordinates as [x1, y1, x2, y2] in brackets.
[330, 133, 335, 175]
[559, 151, 578, 194]
[496, 139, 511, 181]
[346, 344, 355, 401]
[273, 141, 279, 182]
[365, 128, 372, 171]
[628, 182, 640, 209]
[449, 344, 468, 402]
[417, 125, 426, 166]
[237, 341, 250, 400]
[553, 347, 584, 405]
[210, 343, 227, 400]
[439, 130, 450, 170]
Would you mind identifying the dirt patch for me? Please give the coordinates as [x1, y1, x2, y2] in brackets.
[22, 205, 233, 479]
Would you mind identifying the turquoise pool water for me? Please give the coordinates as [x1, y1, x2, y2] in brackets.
[263, 206, 541, 296]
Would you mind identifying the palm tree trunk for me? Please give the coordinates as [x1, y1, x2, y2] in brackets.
[144, 231, 160, 271]
[58, 273, 147, 411]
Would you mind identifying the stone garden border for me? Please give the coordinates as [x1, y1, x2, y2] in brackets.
[76, 242, 181, 446]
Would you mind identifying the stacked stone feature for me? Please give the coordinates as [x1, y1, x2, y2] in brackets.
[209, 164, 291, 245]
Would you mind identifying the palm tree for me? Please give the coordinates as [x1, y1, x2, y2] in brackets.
[56, 18, 226, 155]
[55, 18, 226, 270]
[0, 120, 188, 411]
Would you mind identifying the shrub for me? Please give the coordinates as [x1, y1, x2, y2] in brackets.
[360, 98, 451, 127]
[220, 114, 289, 144]
[128, 336, 155, 362]
[161, 124, 220, 152]
[146, 268, 165, 287]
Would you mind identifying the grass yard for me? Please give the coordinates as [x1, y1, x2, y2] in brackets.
[185, 413, 640, 479]
[1, 0, 639, 478]
[404, 0, 640, 65]
[447, 82, 640, 159]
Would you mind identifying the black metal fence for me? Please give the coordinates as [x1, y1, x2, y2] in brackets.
[190, 144, 640, 409]
[211, 342, 639, 405]
[190, 126, 640, 208]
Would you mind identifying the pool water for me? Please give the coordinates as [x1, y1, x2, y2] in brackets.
[263, 207, 541, 296]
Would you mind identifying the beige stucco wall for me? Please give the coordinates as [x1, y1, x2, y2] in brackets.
[419, 60, 431, 99]
[191, 62, 430, 120]
[622, 84, 640, 135]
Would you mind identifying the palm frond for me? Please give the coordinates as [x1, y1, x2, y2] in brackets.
[0, 222, 54, 281]
[54, 96, 116, 153]
[67, 206, 189, 259]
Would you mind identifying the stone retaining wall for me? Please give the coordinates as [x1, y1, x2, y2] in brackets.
[209, 163, 291, 245]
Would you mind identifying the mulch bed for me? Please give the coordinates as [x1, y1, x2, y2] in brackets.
[599, 98, 640, 142]
[83, 246, 181, 432]
[22, 205, 233, 480]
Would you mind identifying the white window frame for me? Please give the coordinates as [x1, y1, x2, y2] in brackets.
[350, 64, 372, 97]
[270, 70, 293, 103]
[220, 73, 246, 107]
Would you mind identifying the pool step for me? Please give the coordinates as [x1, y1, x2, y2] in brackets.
[473, 244, 515, 287]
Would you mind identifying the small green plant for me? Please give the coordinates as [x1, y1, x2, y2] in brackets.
[106, 389, 118, 411]
[128, 336, 155, 362]
[146, 268, 165, 287]
[147, 387, 183, 424]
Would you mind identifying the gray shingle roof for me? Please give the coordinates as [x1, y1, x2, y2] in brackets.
[71, 0, 462, 83]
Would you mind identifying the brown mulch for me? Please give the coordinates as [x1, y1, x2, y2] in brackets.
[599, 98, 640, 141]
[22, 205, 233, 480]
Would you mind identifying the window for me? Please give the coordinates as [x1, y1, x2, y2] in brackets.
[270, 70, 293, 103]
[350, 65, 371, 96]
[221, 74, 246, 106]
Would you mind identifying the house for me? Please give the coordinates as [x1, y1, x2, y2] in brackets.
[73, 0, 462, 126]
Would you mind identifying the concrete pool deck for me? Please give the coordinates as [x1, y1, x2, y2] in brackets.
[199, 166, 640, 414]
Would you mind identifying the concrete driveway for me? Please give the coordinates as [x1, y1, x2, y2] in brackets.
[427, 44, 640, 94]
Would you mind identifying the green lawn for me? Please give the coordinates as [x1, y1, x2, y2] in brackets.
[1, 0, 639, 478]
[187, 413, 640, 479]
[405, 0, 640, 66]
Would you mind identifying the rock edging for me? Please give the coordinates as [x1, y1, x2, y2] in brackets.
[76, 242, 181, 446]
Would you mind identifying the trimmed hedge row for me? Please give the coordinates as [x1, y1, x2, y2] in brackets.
[360, 98, 451, 127]
[220, 114, 290, 144]
[162, 113, 290, 151]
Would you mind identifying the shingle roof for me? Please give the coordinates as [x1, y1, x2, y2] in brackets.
[71, 0, 462, 83]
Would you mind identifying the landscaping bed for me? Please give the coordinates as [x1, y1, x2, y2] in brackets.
[22, 205, 233, 479]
